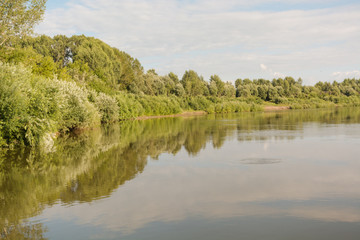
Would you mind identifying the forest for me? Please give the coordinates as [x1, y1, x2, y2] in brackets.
[1, 0, 360, 147]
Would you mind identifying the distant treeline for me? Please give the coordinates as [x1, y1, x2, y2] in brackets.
[1, 35, 360, 147]
[3, 35, 360, 100]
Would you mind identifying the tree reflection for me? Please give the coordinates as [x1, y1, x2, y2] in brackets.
[1, 107, 360, 238]
[1, 222, 47, 240]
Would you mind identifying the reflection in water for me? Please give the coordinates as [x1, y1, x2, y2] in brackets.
[1, 108, 360, 239]
[239, 158, 282, 164]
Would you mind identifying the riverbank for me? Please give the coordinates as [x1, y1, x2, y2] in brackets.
[136, 106, 292, 120]
[1, 61, 359, 148]
[264, 105, 290, 111]
[136, 111, 207, 120]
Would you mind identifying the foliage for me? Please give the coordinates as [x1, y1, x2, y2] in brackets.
[1, 33, 360, 147]
[0, 63, 40, 146]
[94, 92, 119, 123]
[234, 77, 360, 103]
[0, 0, 47, 47]
[0, 63, 102, 146]
[181, 70, 208, 97]
[55, 79, 100, 131]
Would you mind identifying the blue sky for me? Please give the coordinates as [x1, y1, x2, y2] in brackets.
[37, 0, 360, 85]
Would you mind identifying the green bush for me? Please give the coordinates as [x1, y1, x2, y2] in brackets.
[0, 63, 103, 146]
[274, 97, 289, 104]
[0, 63, 56, 146]
[55, 80, 100, 131]
[94, 93, 119, 123]
[0, 125, 6, 147]
[115, 93, 144, 119]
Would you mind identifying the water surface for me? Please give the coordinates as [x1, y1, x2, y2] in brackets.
[1, 108, 360, 239]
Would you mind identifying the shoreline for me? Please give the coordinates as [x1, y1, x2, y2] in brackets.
[135, 111, 208, 120]
[136, 105, 292, 120]
[263, 105, 290, 111]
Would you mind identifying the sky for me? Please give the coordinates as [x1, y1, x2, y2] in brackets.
[36, 0, 360, 85]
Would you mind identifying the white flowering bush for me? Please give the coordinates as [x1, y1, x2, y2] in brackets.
[94, 92, 119, 123]
[55, 79, 100, 131]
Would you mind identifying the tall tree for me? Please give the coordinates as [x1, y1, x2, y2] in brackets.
[0, 0, 47, 47]
[209, 75, 225, 97]
[181, 70, 206, 96]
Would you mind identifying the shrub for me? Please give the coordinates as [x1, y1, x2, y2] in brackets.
[94, 93, 119, 123]
[0, 63, 39, 145]
[0, 63, 103, 146]
[0, 125, 6, 147]
[55, 80, 100, 131]
[115, 93, 145, 119]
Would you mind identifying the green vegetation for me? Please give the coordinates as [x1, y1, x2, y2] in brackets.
[0, 57, 262, 147]
[1, 1, 360, 147]
[0, 0, 46, 47]
[234, 77, 360, 109]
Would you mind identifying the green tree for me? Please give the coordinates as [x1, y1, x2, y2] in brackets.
[223, 82, 236, 98]
[32, 55, 57, 78]
[180, 70, 206, 96]
[173, 83, 185, 97]
[236, 85, 251, 97]
[235, 78, 243, 88]
[209, 75, 225, 97]
[267, 85, 278, 101]
[257, 85, 268, 100]
[168, 72, 179, 84]
[209, 80, 218, 96]
[0, 0, 47, 47]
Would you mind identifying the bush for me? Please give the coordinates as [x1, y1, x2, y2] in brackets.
[94, 93, 119, 123]
[0, 125, 6, 147]
[274, 97, 289, 104]
[56, 80, 100, 131]
[115, 93, 144, 119]
[0, 63, 103, 146]
[0, 63, 43, 146]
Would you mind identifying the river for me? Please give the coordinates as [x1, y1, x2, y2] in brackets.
[1, 108, 360, 239]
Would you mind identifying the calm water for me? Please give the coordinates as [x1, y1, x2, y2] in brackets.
[1, 108, 360, 239]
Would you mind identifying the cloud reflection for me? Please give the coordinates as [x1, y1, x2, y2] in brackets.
[42, 124, 360, 234]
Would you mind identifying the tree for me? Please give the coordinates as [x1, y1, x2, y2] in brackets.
[267, 85, 278, 101]
[0, 0, 47, 47]
[210, 75, 225, 97]
[235, 78, 243, 88]
[236, 85, 251, 98]
[168, 72, 179, 84]
[173, 83, 185, 97]
[180, 70, 206, 96]
[223, 82, 236, 98]
[257, 85, 268, 100]
[209, 80, 218, 96]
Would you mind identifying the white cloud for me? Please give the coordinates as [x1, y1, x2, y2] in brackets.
[260, 63, 285, 78]
[35, 0, 360, 85]
[260, 64, 268, 71]
[332, 70, 360, 80]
